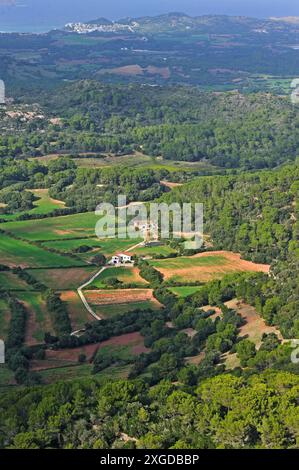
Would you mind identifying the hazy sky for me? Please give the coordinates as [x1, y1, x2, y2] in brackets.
[0, 0, 298, 31]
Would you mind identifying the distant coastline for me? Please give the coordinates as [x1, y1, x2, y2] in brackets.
[0, 23, 61, 34]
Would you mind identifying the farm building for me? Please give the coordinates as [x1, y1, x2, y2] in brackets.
[111, 253, 132, 265]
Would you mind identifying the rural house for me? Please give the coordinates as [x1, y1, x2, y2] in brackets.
[111, 253, 132, 265]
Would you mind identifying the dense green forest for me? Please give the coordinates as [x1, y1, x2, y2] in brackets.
[162, 161, 299, 337]
[1, 370, 298, 449]
[1, 81, 298, 169]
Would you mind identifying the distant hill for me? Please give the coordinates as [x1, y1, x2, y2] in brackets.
[65, 12, 299, 35]
[270, 16, 299, 24]
[87, 17, 112, 25]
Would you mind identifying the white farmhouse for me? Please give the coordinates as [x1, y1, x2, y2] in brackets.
[111, 253, 132, 265]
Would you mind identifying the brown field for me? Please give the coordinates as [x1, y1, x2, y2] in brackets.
[102, 64, 170, 79]
[31, 332, 148, 370]
[154, 251, 270, 282]
[160, 180, 183, 189]
[107, 64, 144, 76]
[84, 288, 159, 306]
[220, 299, 283, 370]
[225, 299, 283, 347]
[186, 351, 206, 365]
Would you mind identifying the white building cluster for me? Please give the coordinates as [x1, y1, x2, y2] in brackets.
[65, 22, 135, 34]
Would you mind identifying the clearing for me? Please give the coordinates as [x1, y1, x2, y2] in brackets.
[151, 251, 270, 283]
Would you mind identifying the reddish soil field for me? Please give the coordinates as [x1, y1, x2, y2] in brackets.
[85, 288, 156, 306]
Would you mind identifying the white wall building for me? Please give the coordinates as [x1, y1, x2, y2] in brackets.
[111, 253, 132, 265]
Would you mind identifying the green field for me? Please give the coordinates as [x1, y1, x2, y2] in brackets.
[1, 212, 99, 241]
[60, 291, 89, 330]
[41, 237, 140, 258]
[169, 286, 203, 298]
[1, 189, 65, 221]
[0, 272, 31, 290]
[132, 244, 177, 257]
[16, 292, 54, 342]
[29, 189, 65, 215]
[150, 255, 226, 270]
[88, 266, 147, 289]
[0, 233, 83, 268]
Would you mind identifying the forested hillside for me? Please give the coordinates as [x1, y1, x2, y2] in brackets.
[2, 81, 298, 169]
[1, 370, 299, 449]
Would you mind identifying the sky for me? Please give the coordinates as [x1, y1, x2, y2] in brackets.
[0, 0, 298, 32]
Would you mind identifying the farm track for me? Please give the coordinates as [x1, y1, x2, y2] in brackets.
[75, 241, 144, 329]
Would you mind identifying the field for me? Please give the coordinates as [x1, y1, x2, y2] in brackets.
[41, 237, 140, 259]
[88, 266, 148, 288]
[17, 292, 54, 345]
[27, 266, 98, 290]
[225, 299, 283, 347]
[169, 286, 203, 298]
[29, 189, 65, 215]
[85, 288, 157, 306]
[1, 189, 65, 222]
[1, 212, 99, 241]
[30, 332, 148, 374]
[130, 243, 178, 257]
[0, 233, 82, 268]
[151, 251, 270, 282]
[0, 272, 31, 291]
[60, 291, 89, 330]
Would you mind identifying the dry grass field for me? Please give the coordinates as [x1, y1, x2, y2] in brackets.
[151, 251, 270, 282]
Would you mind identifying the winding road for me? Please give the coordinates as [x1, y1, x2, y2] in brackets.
[73, 241, 145, 334]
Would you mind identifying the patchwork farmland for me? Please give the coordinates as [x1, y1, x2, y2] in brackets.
[0, 193, 284, 389]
